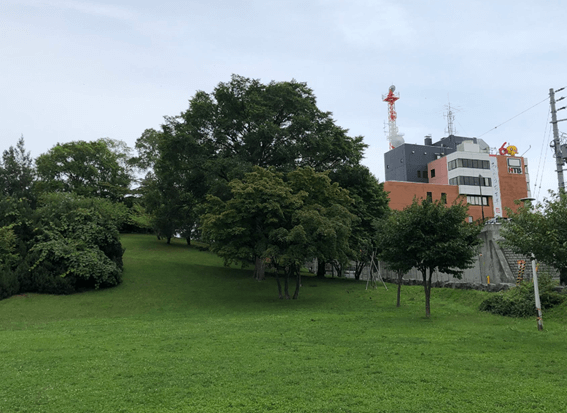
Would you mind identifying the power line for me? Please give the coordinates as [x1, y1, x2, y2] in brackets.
[477, 96, 549, 138]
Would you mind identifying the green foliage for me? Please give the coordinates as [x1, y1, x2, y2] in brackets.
[377, 198, 483, 317]
[0, 136, 35, 201]
[36, 138, 133, 202]
[0, 193, 126, 298]
[501, 193, 567, 284]
[329, 165, 389, 279]
[201, 167, 355, 297]
[0, 224, 17, 264]
[127, 203, 153, 231]
[30, 193, 126, 287]
[182, 74, 367, 176]
[480, 273, 565, 317]
[134, 75, 369, 243]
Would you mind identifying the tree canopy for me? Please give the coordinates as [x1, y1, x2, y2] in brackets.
[330, 165, 389, 279]
[0, 136, 35, 201]
[500, 193, 567, 284]
[36, 138, 133, 202]
[133, 74, 371, 247]
[201, 167, 355, 299]
[377, 198, 483, 317]
[178, 75, 367, 177]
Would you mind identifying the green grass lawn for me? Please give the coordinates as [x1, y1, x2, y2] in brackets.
[1, 234, 566, 412]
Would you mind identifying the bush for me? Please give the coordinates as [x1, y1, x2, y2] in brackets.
[479, 273, 565, 317]
[0, 193, 126, 299]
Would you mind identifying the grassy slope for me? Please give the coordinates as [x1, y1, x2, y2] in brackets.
[1, 234, 566, 413]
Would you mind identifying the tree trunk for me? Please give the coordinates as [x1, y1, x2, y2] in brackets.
[332, 261, 343, 278]
[421, 269, 429, 318]
[284, 270, 290, 299]
[186, 237, 191, 246]
[166, 236, 171, 245]
[424, 268, 433, 318]
[396, 271, 403, 307]
[253, 256, 266, 281]
[293, 265, 301, 299]
[560, 269, 567, 286]
[354, 261, 365, 281]
[317, 259, 326, 279]
[275, 271, 283, 299]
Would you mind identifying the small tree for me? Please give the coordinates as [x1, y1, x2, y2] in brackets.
[380, 199, 482, 317]
[500, 192, 567, 285]
[0, 136, 36, 201]
[375, 211, 414, 307]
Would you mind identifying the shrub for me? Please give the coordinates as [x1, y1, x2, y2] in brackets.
[479, 273, 565, 317]
[0, 193, 126, 299]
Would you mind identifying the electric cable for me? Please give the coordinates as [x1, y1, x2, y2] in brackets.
[477, 96, 550, 138]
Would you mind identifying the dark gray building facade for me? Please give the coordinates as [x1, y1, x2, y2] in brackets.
[384, 135, 486, 183]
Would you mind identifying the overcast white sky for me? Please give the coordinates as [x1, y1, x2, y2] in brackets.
[2, 0, 566, 201]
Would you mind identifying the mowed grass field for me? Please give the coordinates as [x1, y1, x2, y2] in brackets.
[1, 234, 567, 412]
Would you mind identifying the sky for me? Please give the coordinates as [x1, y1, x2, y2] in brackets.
[2, 0, 566, 202]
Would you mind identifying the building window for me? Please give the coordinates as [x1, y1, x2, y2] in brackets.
[423, 171, 428, 179]
[441, 193, 447, 204]
[417, 171, 421, 178]
[507, 158, 522, 174]
[431, 169, 436, 178]
[426, 192, 432, 202]
[466, 196, 490, 206]
[448, 158, 490, 171]
[449, 176, 492, 187]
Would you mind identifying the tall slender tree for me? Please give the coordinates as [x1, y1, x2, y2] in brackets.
[0, 136, 35, 201]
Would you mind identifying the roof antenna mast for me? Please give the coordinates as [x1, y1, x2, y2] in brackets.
[383, 85, 405, 149]
[444, 101, 459, 136]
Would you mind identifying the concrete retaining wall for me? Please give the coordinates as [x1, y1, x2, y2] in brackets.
[352, 224, 558, 288]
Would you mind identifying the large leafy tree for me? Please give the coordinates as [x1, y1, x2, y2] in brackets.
[179, 75, 367, 178]
[500, 193, 567, 285]
[132, 126, 208, 244]
[134, 75, 367, 242]
[36, 138, 133, 202]
[201, 167, 354, 298]
[379, 199, 483, 317]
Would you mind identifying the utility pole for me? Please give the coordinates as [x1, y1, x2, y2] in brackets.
[550, 87, 566, 192]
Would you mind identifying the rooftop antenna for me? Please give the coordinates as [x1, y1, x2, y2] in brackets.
[444, 102, 459, 136]
[382, 85, 405, 149]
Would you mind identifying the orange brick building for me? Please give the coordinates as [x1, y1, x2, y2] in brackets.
[384, 136, 531, 222]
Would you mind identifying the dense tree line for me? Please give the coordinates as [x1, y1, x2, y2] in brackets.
[1, 75, 489, 318]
